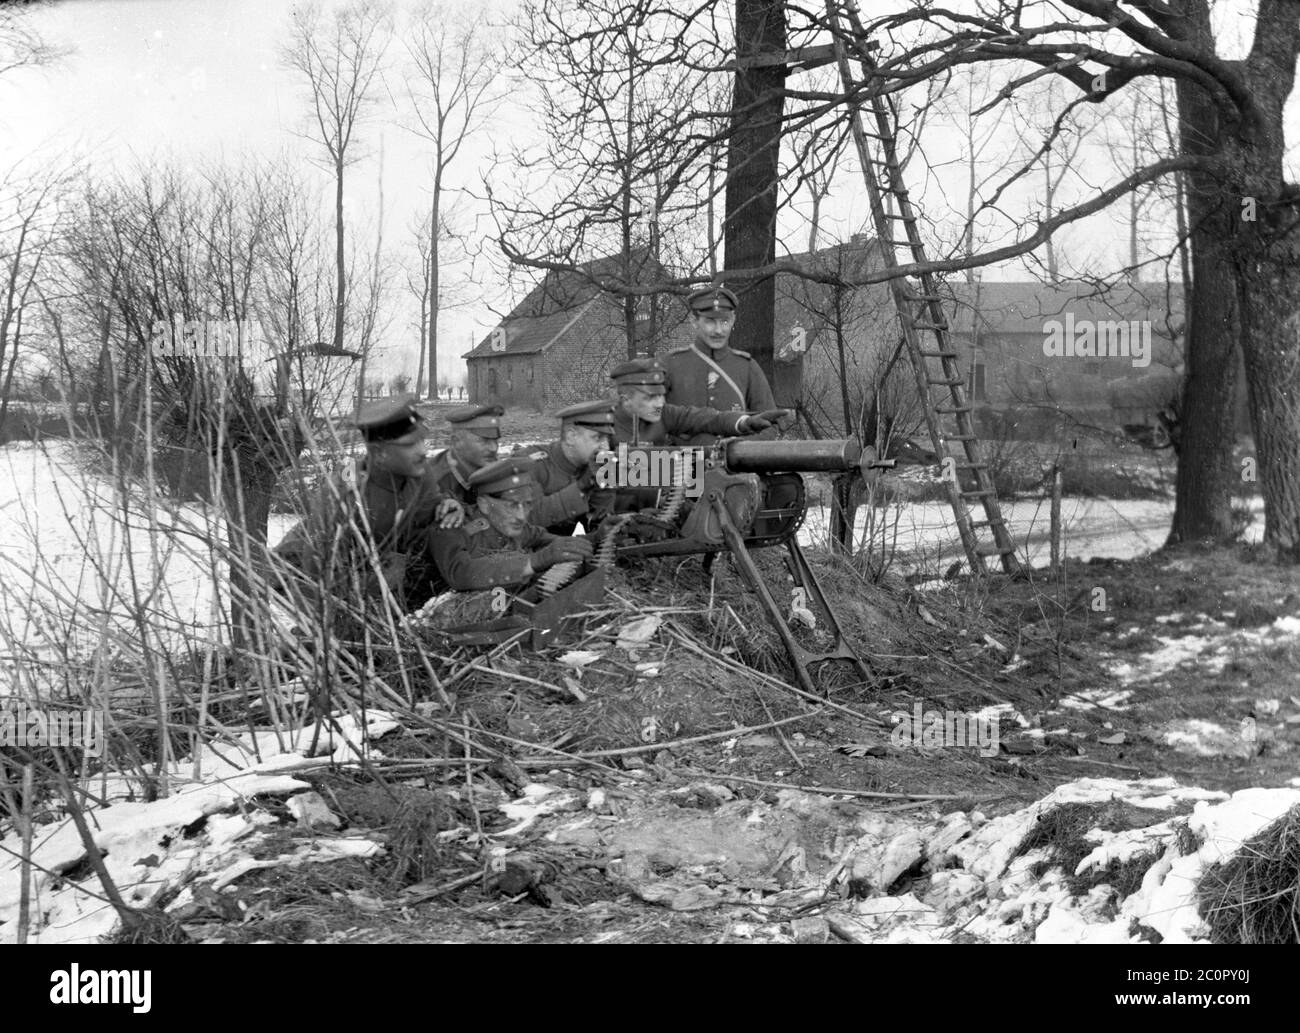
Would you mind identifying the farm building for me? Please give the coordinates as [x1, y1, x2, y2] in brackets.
[464, 252, 693, 411]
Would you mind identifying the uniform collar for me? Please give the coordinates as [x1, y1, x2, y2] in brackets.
[551, 439, 581, 475]
[445, 450, 472, 489]
[692, 341, 732, 360]
[613, 405, 646, 446]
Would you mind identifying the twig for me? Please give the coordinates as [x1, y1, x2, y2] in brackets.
[392, 869, 482, 907]
[682, 768, 983, 802]
[18, 765, 33, 945]
[666, 623, 887, 728]
[573, 711, 824, 759]
[464, 715, 482, 838]
[755, 689, 805, 771]
[1056, 755, 1146, 773]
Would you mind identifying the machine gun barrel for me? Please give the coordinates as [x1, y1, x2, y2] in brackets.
[723, 438, 862, 473]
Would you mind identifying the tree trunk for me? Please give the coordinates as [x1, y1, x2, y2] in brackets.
[724, 0, 787, 401]
[1239, 246, 1300, 560]
[428, 174, 441, 401]
[1168, 8, 1241, 546]
[334, 160, 346, 355]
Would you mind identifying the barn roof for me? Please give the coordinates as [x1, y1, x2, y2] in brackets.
[465, 250, 668, 360]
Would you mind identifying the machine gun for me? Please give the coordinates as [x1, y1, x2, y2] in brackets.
[601, 437, 894, 694]
[419, 438, 894, 681]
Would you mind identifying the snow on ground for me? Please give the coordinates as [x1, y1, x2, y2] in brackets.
[799, 495, 1266, 572]
[0, 442, 227, 652]
[1103, 614, 1300, 686]
[0, 442, 305, 690]
[526, 773, 1300, 944]
[0, 708, 395, 944]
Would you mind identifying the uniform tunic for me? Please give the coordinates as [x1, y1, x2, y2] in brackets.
[515, 440, 609, 536]
[661, 343, 786, 444]
[427, 447, 475, 505]
[428, 517, 555, 591]
[273, 460, 448, 605]
[611, 402, 744, 447]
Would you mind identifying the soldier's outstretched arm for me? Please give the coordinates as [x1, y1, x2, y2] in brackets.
[661, 402, 746, 440]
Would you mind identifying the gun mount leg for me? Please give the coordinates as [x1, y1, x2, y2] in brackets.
[709, 492, 865, 696]
[783, 539, 873, 684]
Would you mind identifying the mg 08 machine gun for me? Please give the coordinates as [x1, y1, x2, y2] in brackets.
[425, 437, 893, 694]
[594, 437, 894, 694]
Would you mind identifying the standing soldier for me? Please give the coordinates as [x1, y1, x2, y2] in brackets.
[273, 395, 462, 611]
[428, 457, 594, 591]
[428, 404, 504, 505]
[518, 399, 617, 535]
[661, 284, 790, 444]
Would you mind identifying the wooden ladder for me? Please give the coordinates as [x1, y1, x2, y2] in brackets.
[826, 1, 1021, 575]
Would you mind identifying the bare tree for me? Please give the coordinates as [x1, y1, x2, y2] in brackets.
[490, 0, 725, 357]
[281, 0, 392, 362]
[0, 1, 69, 83]
[0, 159, 71, 431]
[401, 2, 502, 399]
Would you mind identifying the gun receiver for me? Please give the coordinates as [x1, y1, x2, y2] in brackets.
[606, 435, 879, 693]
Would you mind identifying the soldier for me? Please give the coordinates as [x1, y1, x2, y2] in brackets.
[427, 403, 504, 505]
[273, 395, 463, 610]
[661, 284, 791, 444]
[610, 357, 786, 446]
[428, 456, 594, 592]
[517, 399, 617, 535]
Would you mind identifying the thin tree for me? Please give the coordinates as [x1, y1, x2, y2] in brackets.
[401, 2, 502, 400]
[281, 0, 392, 362]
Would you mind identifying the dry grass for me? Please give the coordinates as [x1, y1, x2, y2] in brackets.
[1198, 804, 1300, 944]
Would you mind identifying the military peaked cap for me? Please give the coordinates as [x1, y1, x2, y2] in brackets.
[468, 456, 536, 500]
[609, 358, 668, 395]
[353, 395, 424, 443]
[687, 284, 739, 314]
[445, 404, 504, 438]
[556, 399, 616, 429]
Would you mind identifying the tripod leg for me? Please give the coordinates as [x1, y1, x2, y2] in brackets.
[710, 492, 822, 697]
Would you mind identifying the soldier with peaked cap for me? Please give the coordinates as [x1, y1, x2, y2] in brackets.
[272, 395, 464, 611]
[661, 284, 790, 445]
[515, 399, 617, 535]
[609, 357, 787, 447]
[427, 403, 504, 505]
[428, 456, 594, 591]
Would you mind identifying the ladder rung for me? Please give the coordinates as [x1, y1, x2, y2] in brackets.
[907, 294, 944, 303]
[935, 406, 972, 414]
[976, 544, 1017, 557]
[928, 377, 964, 386]
[960, 489, 996, 498]
[919, 350, 959, 359]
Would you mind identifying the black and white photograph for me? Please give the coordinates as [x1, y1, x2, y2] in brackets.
[0, 0, 1297, 976]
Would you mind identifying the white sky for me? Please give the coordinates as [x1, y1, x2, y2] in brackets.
[1, 0, 1296, 386]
